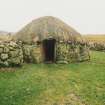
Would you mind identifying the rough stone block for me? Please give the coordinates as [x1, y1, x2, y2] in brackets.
[1, 53, 8, 60]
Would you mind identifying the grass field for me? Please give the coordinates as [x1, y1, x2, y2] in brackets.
[0, 51, 105, 105]
[84, 34, 105, 42]
[0, 35, 12, 42]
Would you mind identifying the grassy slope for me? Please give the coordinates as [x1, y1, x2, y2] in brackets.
[0, 51, 105, 105]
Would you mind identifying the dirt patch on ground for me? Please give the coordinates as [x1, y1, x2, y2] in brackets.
[58, 93, 86, 105]
[36, 93, 86, 105]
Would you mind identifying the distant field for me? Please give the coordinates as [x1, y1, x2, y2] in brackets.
[0, 35, 12, 41]
[83, 34, 105, 42]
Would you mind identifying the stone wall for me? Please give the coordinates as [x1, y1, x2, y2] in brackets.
[56, 42, 90, 63]
[89, 42, 105, 51]
[22, 44, 42, 63]
[0, 41, 42, 67]
[0, 41, 23, 67]
[78, 43, 90, 61]
[0, 41, 90, 67]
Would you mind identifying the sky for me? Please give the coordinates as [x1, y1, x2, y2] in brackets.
[0, 0, 105, 34]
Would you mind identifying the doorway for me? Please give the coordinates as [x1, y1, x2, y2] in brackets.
[42, 39, 56, 63]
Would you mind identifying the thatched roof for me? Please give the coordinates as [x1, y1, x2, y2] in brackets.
[14, 16, 83, 44]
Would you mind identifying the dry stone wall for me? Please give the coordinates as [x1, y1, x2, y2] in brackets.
[22, 44, 42, 63]
[78, 43, 90, 61]
[89, 42, 105, 51]
[0, 41, 23, 67]
[0, 41, 90, 67]
[56, 42, 90, 63]
[0, 41, 42, 67]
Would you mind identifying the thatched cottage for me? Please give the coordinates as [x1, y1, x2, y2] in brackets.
[0, 16, 90, 67]
[14, 16, 90, 64]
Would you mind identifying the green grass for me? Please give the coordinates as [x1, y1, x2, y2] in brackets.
[0, 51, 105, 105]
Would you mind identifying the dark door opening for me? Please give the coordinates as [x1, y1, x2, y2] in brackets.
[42, 39, 56, 63]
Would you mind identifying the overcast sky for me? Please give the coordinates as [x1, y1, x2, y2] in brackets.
[0, 0, 105, 34]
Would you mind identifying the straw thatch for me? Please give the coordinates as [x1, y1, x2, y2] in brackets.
[14, 16, 83, 44]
